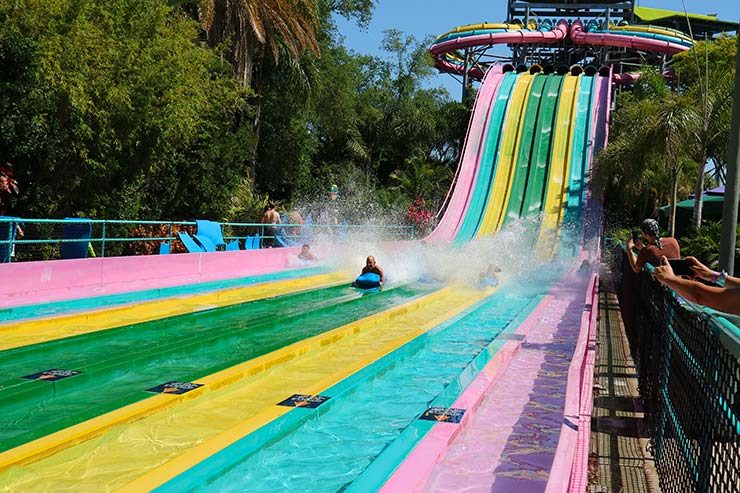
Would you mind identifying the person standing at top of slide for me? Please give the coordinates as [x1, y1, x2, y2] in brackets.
[261, 204, 281, 248]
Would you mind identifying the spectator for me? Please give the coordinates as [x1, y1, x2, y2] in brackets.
[626, 218, 680, 273]
[261, 203, 281, 248]
[653, 256, 740, 316]
[297, 244, 317, 262]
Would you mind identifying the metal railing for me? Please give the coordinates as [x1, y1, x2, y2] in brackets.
[613, 248, 740, 493]
[0, 217, 416, 263]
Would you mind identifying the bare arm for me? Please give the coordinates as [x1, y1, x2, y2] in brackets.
[626, 239, 641, 273]
[654, 257, 740, 316]
[686, 256, 740, 289]
[377, 266, 385, 284]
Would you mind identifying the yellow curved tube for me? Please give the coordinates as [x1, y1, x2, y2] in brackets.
[476, 73, 535, 237]
[437, 22, 527, 40]
[609, 24, 693, 43]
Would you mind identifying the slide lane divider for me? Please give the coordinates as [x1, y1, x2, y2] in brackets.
[377, 294, 556, 492]
[147, 287, 502, 493]
[0, 271, 348, 351]
[0, 287, 441, 477]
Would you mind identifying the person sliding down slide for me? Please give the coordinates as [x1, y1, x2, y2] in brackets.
[353, 256, 385, 289]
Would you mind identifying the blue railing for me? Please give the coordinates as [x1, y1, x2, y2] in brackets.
[0, 217, 416, 263]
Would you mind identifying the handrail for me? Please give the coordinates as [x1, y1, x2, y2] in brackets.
[0, 217, 416, 262]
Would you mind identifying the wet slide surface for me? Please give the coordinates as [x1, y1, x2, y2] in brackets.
[0, 283, 428, 451]
[0, 288, 482, 491]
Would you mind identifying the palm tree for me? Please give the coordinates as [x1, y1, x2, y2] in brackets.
[197, 0, 320, 88]
[687, 72, 734, 230]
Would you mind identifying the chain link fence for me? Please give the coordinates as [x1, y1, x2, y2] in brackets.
[613, 249, 740, 493]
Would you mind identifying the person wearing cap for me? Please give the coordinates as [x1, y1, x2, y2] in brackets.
[625, 218, 680, 273]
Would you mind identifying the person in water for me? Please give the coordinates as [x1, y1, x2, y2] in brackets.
[298, 244, 318, 262]
[362, 256, 385, 285]
[478, 264, 501, 287]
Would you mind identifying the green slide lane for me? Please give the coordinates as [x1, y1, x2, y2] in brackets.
[453, 72, 518, 246]
[0, 283, 430, 452]
[520, 75, 563, 217]
[503, 74, 546, 224]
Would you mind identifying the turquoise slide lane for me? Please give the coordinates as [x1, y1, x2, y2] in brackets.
[454, 72, 518, 246]
[559, 74, 595, 257]
[0, 266, 329, 323]
[155, 283, 555, 492]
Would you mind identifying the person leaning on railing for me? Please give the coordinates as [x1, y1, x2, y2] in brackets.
[653, 256, 740, 316]
[625, 218, 680, 273]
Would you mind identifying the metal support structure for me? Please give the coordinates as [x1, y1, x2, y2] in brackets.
[719, 32, 740, 275]
[462, 48, 471, 102]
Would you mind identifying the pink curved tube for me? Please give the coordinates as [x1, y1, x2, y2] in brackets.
[430, 21, 569, 58]
[612, 68, 676, 85]
[427, 68, 504, 242]
[570, 19, 688, 55]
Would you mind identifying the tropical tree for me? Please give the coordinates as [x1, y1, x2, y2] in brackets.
[194, 0, 320, 88]
[593, 71, 695, 235]
[672, 36, 736, 230]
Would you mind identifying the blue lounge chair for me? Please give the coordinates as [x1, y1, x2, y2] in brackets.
[195, 220, 226, 250]
[159, 242, 171, 255]
[60, 218, 92, 260]
[245, 234, 260, 250]
[178, 231, 205, 253]
[226, 240, 240, 251]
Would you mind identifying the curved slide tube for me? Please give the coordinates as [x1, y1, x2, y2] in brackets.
[430, 21, 569, 77]
[570, 19, 689, 55]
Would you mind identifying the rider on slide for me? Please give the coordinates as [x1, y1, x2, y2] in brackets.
[361, 256, 385, 286]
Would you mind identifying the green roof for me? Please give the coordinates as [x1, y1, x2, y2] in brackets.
[634, 6, 722, 23]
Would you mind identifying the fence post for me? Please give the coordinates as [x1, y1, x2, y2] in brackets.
[101, 222, 107, 258]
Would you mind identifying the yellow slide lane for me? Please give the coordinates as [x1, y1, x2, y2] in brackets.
[0, 272, 348, 351]
[476, 73, 535, 237]
[537, 75, 580, 258]
[0, 287, 492, 492]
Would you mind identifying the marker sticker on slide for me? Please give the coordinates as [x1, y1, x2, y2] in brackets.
[22, 369, 81, 382]
[147, 381, 203, 395]
[277, 394, 330, 409]
[419, 407, 466, 424]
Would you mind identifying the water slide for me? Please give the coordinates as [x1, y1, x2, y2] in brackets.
[0, 16, 692, 493]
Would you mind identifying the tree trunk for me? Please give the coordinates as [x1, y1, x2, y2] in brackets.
[691, 153, 707, 230]
[669, 169, 679, 237]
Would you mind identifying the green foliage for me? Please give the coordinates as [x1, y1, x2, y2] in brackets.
[255, 26, 469, 211]
[0, 0, 254, 220]
[594, 35, 736, 232]
[679, 222, 740, 269]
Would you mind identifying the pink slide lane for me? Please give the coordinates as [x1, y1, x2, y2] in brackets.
[412, 272, 596, 493]
[0, 247, 301, 309]
[428, 68, 504, 242]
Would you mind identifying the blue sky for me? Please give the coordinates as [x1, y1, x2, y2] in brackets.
[335, 0, 740, 99]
